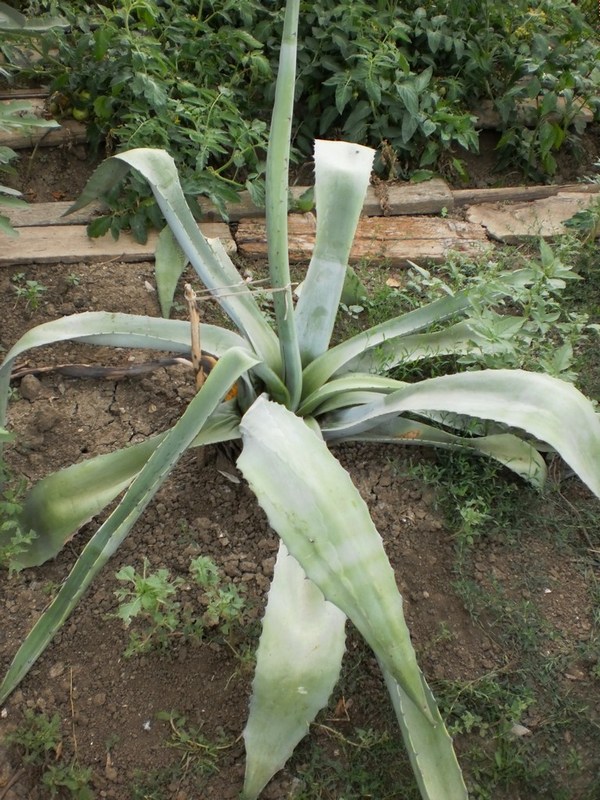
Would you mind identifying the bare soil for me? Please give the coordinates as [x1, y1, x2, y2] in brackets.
[0, 139, 599, 800]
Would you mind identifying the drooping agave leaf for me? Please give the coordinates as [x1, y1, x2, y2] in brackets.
[238, 396, 466, 791]
[322, 369, 600, 497]
[0, 347, 258, 704]
[8, 400, 242, 569]
[294, 140, 375, 365]
[0, 312, 247, 425]
[69, 150, 282, 372]
[0, 3, 67, 31]
[155, 225, 188, 317]
[239, 397, 429, 718]
[243, 542, 346, 800]
[382, 666, 468, 800]
[265, 0, 302, 408]
[324, 416, 547, 487]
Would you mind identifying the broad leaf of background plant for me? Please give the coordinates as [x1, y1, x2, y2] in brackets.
[238, 397, 467, 795]
[243, 542, 346, 800]
[154, 225, 188, 317]
[0, 347, 258, 704]
[323, 369, 600, 497]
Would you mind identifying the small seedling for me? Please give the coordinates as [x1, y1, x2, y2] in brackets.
[157, 710, 232, 777]
[12, 274, 47, 311]
[0, 463, 37, 572]
[65, 272, 81, 287]
[113, 555, 245, 656]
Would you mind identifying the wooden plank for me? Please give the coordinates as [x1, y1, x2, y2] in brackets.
[8, 178, 454, 228]
[0, 222, 235, 266]
[465, 193, 600, 243]
[237, 214, 488, 267]
[363, 179, 453, 215]
[453, 183, 600, 207]
[5, 200, 104, 227]
[0, 88, 50, 100]
[0, 118, 87, 149]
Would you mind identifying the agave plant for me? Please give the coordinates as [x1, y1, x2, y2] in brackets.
[2, 1, 600, 798]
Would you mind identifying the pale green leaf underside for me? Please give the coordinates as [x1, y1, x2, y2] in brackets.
[243, 543, 346, 799]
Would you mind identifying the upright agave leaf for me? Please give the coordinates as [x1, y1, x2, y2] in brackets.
[294, 140, 375, 364]
[238, 396, 466, 795]
[264, 0, 303, 407]
[243, 542, 346, 800]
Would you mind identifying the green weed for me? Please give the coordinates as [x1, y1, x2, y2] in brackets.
[6, 709, 94, 799]
[113, 555, 245, 656]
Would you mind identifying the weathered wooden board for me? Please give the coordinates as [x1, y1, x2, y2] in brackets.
[363, 179, 453, 216]
[5, 200, 104, 227]
[202, 179, 454, 221]
[0, 117, 86, 149]
[237, 214, 488, 266]
[7, 179, 454, 228]
[465, 193, 600, 243]
[0, 222, 235, 266]
[453, 182, 600, 207]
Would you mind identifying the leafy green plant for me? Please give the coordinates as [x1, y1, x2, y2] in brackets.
[0, 453, 37, 570]
[12, 274, 47, 311]
[0, 2, 67, 236]
[6, 709, 94, 799]
[18, 0, 600, 240]
[113, 555, 245, 656]
[2, 2, 600, 799]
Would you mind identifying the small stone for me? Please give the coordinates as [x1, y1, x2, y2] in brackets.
[19, 374, 43, 400]
[105, 764, 118, 782]
[49, 662, 65, 679]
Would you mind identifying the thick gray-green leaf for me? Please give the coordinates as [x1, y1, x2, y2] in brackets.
[324, 416, 546, 487]
[0, 312, 247, 426]
[294, 140, 374, 365]
[238, 396, 432, 719]
[243, 543, 346, 799]
[383, 666, 468, 800]
[9, 400, 242, 569]
[70, 150, 281, 371]
[0, 348, 257, 704]
[322, 369, 600, 497]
